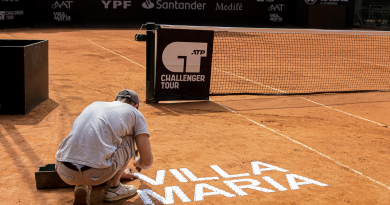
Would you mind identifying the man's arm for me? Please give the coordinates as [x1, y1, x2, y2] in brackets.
[133, 133, 153, 170]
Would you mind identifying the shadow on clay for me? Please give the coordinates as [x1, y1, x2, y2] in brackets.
[0, 98, 59, 125]
[145, 95, 390, 117]
[147, 100, 227, 116]
[0, 126, 45, 203]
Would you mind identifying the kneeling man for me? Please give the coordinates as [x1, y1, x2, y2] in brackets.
[55, 89, 153, 205]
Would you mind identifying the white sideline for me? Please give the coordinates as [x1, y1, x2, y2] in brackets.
[213, 68, 286, 93]
[302, 97, 389, 128]
[211, 99, 390, 190]
[126, 39, 146, 46]
[214, 68, 389, 128]
[88, 39, 390, 190]
[87, 39, 145, 68]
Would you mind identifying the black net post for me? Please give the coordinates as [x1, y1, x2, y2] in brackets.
[146, 22, 156, 103]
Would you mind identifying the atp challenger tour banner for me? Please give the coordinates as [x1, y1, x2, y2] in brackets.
[155, 28, 214, 101]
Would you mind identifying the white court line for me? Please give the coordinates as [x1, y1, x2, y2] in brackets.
[211, 99, 390, 190]
[87, 39, 145, 68]
[302, 97, 389, 128]
[213, 68, 389, 128]
[161, 106, 180, 115]
[86, 40, 390, 190]
[213, 68, 286, 93]
[126, 39, 146, 46]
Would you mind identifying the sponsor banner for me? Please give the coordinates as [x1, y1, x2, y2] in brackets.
[137, 0, 295, 26]
[34, 0, 84, 27]
[155, 28, 214, 101]
[1, 10, 24, 20]
[51, 1, 73, 22]
[33, 0, 297, 28]
[20, 0, 354, 28]
[0, 0, 33, 29]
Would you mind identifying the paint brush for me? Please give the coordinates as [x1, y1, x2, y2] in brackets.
[135, 150, 142, 172]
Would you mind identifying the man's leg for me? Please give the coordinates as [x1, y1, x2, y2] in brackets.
[73, 184, 92, 205]
[103, 136, 138, 202]
[56, 161, 92, 205]
[106, 167, 126, 187]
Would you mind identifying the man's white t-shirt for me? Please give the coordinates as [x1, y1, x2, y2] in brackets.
[55, 101, 149, 168]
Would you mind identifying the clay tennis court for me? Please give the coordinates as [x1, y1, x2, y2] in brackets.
[0, 28, 389, 205]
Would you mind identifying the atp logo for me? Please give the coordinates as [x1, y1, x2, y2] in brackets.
[142, 0, 154, 9]
[0, 11, 4, 20]
[162, 42, 208, 73]
[191, 50, 205, 55]
[304, 0, 317, 4]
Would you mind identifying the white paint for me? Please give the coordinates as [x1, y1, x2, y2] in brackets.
[137, 186, 191, 205]
[262, 176, 288, 191]
[133, 170, 166, 185]
[169, 169, 189, 183]
[251, 161, 289, 175]
[194, 183, 236, 201]
[211, 100, 390, 190]
[223, 179, 275, 196]
[210, 165, 250, 178]
[180, 168, 219, 181]
[286, 174, 329, 190]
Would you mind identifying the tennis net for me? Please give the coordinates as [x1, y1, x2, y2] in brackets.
[161, 25, 390, 95]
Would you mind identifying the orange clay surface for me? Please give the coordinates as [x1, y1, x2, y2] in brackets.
[0, 29, 390, 205]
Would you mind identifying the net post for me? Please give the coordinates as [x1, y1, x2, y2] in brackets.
[146, 22, 156, 103]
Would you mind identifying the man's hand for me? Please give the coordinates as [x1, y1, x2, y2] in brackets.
[120, 167, 139, 181]
[132, 156, 140, 168]
[134, 134, 153, 170]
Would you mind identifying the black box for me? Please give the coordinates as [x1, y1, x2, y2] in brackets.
[35, 164, 108, 189]
[0, 40, 48, 115]
[35, 164, 73, 189]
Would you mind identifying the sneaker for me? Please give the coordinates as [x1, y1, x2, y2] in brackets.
[103, 183, 137, 202]
[73, 185, 91, 205]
